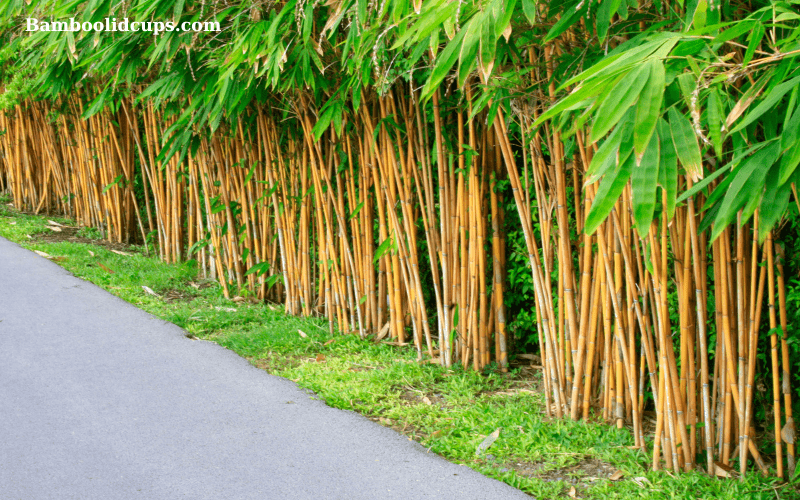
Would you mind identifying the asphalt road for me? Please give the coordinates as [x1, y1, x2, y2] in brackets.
[0, 236, 530, 500]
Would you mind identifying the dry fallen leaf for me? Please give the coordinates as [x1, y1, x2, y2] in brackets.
[213, 306, 237, 312]
[631, 477, 652, 488]
[88, 250, 95, 257]
[375, 322, 391, 341]
[782, 417, 796, 444]
[323, 338, 337, 346]
[47, 220, 64, 227]
[568, 486, 577, 498]
[142, 285, 160, 297]
[110, 249, 132, 257]
[298, 329, 308, 338]
[714, 462, 734, 478]
[232, 296, 246, 302]
[46, 225, 62, 232]
[315, 353, 326, 362]
[9, 221, 15, 225]
[475, 428, 501, 456]
[422, 396, 433, 405]
[34, 250, 52, 259]
[609, 470, 624, 481]
[97, 263, 115, 274]
[430, 430, 443, 438]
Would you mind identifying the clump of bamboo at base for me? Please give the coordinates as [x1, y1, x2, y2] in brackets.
[1, 0, 798, 481]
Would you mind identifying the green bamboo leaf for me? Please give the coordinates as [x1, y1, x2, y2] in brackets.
[711, 19, 754, 45]
[83, 86, 112, 119]
[595, 0, 621, 43]
[173, 0, 185, 19]
[590, 64, 650, 143]
[494, 0, 515, 39]
[532, 79, 607, 129]
[728, 74, 800, 135]
[678, 142, 766, 204]
[743, 21, 765, 67]
[478, 12, 497, 82]
[657, 118, 677, 220]
[374, 237, 394, 263]
[759, 168, 791, 242]
[668, 107, 703, 181]
[245, 262, 271, 277]
[349, 200, 365, 220]
[545, 2, 586, 43]
[586, 124, 624, 184]
[710, 141, 781, 241]
[558, 35, 679, 91]
[421, 27, 466, 99]
[634, 59, 665, 163]
[779, 139, 800, 185]
[457, 18, 480, 87]
[707, 88, 723, 160]
[102, 174, 124, 194]
[521, 0, 537, 24]
[631, 130, 660, 237]
[585, 154, 634, 235]
[690, 0, 708, 30]
[390, 0, 456, 49]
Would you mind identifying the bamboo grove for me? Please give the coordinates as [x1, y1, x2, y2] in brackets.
[2, 0, 800, 480]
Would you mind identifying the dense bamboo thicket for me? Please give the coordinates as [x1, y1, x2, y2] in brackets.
[2, 0, 800, 480]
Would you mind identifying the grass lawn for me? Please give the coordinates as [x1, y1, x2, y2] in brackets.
[1, 194, 797, 499]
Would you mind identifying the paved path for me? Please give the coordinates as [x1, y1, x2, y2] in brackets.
[0, 236, 529, 500]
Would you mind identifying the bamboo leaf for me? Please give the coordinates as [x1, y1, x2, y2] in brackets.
[707, 88, 723, 160]
[631, 131, 660, 238]
[710, 141, 781, 241]
[595, 0, 621, 43]
[678, 142, 767, 204]
[478, 12, 497, 82]
[725, 70, 772, 130]
[521, 0, 537, 24]
[779, 139, 800, 185]
[590, 64, 650, 143]
[668, 107, 703, 181]
[421, 27, 466, 99]
[711, 19, 754, 45]
[729, 74, 800, 134]
[245, 262, 271, 277]
[758, 165, 791, 242]
[374, 237, 394, 263]
[742, 21, 765, 68]
[634, 59, 665, 163]
[544, 2, 586, 43]
[656, 118, 677, 220]
[586, 109, 634, 184]
[349, 200, 365, 220]
[532, 80, 607, 130]
[585, 154, 634, 235]
[690, 0, 708, 30]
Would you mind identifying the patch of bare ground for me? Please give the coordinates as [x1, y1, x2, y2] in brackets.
[399, 390, 447, 408]
[33, 224, 142, 253]
[506, 456, 621, 498]
[249, 352, 307, 372]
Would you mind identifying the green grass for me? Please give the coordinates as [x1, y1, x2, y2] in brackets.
[0, 194, 798, 499]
